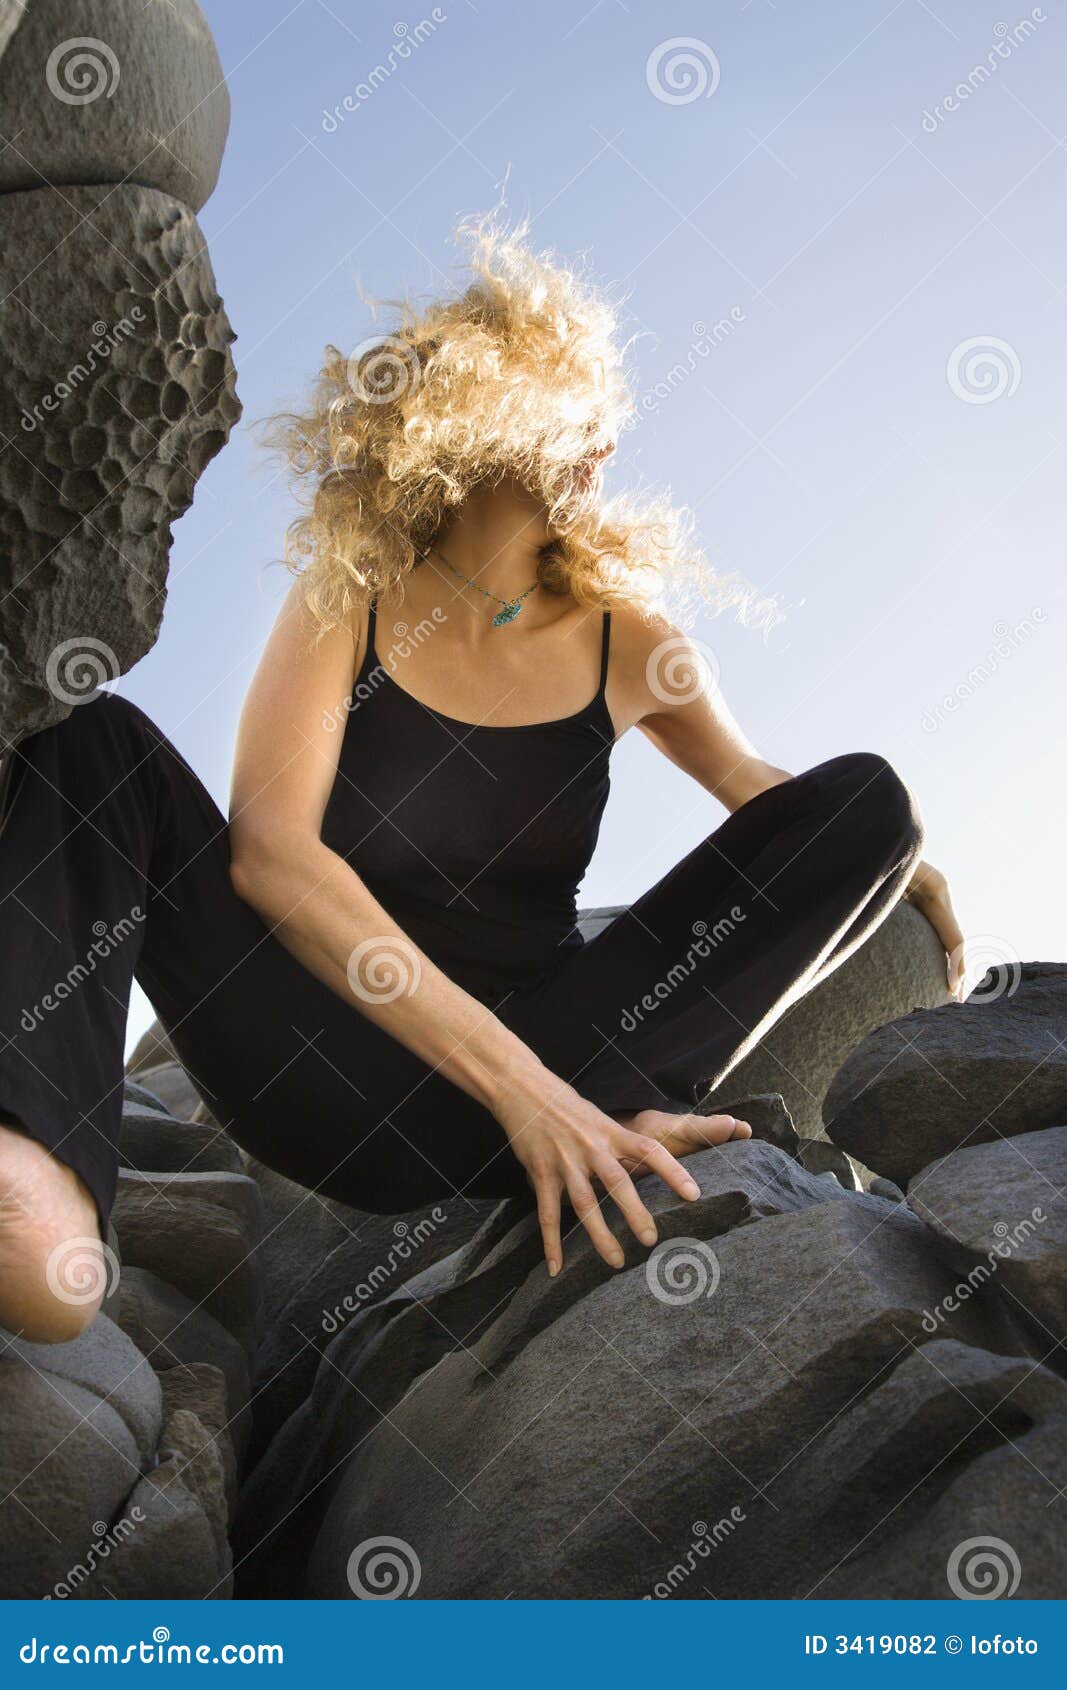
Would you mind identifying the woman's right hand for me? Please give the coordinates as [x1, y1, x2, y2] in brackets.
[493, 1065, 704, 1276]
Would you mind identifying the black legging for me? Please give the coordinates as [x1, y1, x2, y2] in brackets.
[0, 693, 923, 1230]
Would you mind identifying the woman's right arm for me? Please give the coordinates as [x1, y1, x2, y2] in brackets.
[228, 582, 702, 1274]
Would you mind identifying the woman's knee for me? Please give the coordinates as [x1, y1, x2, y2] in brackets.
[817, 751, 925, 861]
[0, 1122, 106, 1344]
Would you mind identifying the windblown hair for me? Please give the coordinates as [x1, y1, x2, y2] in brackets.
[262, 214, 771, 633]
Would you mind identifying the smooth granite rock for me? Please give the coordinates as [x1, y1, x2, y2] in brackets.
[0, 182, 239, 744]
[0, 0, 229, 208]
[908, 1128, 1067, 1339]
[824, 963, 1067, 1185]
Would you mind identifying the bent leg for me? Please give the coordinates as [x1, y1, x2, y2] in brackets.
[501, 752, 924, 1120]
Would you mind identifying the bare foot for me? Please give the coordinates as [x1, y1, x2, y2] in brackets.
[612, 1107, 752, 1171]
[0, 1119, 107, 1343]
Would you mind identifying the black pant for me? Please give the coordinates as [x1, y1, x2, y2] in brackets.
[0, 693, 923, 1230]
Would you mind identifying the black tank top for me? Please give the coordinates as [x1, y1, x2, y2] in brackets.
[320, 602, 616, 1003]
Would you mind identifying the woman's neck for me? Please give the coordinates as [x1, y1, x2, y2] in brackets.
[428, 477, 551, 606]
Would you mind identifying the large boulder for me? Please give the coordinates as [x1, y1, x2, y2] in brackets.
[232, 1138, 1046, 1599]
[0, 180, 239, 744]
[907, 1127, 1067, 1338]
[0, 1316, 162, 1598]
[111, 1168, 264, 1359]
[0, 0, 229, 207]
[824, 963, 1067, 1185]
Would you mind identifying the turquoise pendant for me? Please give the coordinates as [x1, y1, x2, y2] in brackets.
[491, 601, 523, 627]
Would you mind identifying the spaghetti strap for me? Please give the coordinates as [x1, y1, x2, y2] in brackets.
[598, 610, 612, 694]
[360, 599, 379, 676]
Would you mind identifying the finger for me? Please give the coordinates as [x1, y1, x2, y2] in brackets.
[564, 1171, 625, 1269]
[594, 1157, 658, 1248]
[535, 1173, 564, 1277]
[620, 1132, 701, 1201]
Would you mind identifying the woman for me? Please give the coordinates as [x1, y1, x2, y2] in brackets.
[0, 222, 964, 1342]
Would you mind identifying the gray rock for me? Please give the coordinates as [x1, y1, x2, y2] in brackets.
[907, 1127, 1067, 1339]
[825, 962, 1067, 1185]
[119, 1078, 244, 1176]
[585, 901, 950, 1142]
[80, 1445, 233, 1599]
[0, 182, 239, 745]
[703, 1091, 800, 1159]
[2, 1313, 161, 1463]
[159, 1363, 238, 1517]
[869, 1177, 905, 1203]
[0, 0, 229, 209]
[247, 1193, 497, 1462]
[290, 1149, 1033, 1599]
[116, 1266, 250, 1460]
[798, 1138, 861, 1190]
[239, 1156, 372, 1327]
[0, 1318, 159, 1598]
[126, 1021, 181, 1076]
[235, 1137, 1037, 1598]
[111, 1168, 263, 1359]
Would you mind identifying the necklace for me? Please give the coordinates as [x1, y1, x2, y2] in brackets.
[428, 546, 539, 628]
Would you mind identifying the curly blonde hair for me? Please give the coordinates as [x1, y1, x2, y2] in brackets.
[262, 214, 770, 633]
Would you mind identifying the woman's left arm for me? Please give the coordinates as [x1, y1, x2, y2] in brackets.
[608, 610, 967, 1000]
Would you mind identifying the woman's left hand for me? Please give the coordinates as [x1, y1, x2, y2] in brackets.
[904, 858, 967, 1000]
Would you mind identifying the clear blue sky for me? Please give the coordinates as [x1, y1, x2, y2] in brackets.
[122, 0, 1066, 1047]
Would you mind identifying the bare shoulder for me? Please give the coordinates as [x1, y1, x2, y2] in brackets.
[606, 602, 696, 732]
